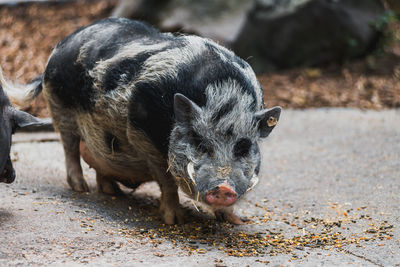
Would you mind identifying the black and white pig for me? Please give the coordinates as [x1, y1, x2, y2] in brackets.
[8, 18, 281, 224]
[0, 73, 51, 183]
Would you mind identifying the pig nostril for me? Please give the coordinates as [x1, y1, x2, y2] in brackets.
[225, 192, 235, 198]
[211, 191, 219, 198]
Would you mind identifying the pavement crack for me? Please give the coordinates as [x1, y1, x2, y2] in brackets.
[342, 249, 383, 267]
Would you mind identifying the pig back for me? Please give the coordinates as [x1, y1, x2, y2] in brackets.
[43, 17, 264, 164]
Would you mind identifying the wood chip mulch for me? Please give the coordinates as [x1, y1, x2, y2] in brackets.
[1, 0, 399, 117]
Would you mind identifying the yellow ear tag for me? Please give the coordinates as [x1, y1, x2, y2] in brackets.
[267, 116, 277, 127]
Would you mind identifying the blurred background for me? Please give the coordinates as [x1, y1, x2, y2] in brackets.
[0, 0, 399, 117]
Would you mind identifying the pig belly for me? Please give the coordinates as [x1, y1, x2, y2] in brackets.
[79, 141, 102, 171]
[79, 140, 152, 185]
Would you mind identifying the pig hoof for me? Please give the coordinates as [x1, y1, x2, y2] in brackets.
[215, 210, 249, 225]
[97, 179, 123, 196]
[160, 204, 185, 224]
[67, 175, 89, 192]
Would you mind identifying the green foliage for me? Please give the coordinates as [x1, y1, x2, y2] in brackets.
[371, 10, 398, 31]
[345, 37, 359, 48]
[370, 11, 400, 55]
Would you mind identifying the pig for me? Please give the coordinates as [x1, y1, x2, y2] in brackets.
[6, 17, 281, 224]
[0, 73, 51, 183]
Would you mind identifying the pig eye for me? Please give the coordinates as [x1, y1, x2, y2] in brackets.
[191, 131, 213, 155]
[191, 131, 202, 147]
[234, 138, 252, 158]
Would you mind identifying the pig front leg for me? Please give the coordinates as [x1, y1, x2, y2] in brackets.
[60, 132, 89, 192]
[150, 164, 184, 224]
[215, 207, 248, 225]
[158, 176, 184, 224]
[126, 129, 184, 224]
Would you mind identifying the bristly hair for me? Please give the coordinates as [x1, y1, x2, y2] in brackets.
[0, 67, 43, 108]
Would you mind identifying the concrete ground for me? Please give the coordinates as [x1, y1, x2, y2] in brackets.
[0, 108, 399, 266]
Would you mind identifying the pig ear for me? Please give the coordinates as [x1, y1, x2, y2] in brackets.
[254, 106, 282, 138]
[174, 93, 202, 124]
[13, 110, 52, 130]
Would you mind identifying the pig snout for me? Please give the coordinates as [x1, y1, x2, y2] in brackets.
[0, 157, 15, 184]
[205, 183, 237, 207]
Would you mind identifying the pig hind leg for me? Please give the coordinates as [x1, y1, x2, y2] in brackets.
[43, 80, 89, 192]
[79, 140, 122, 195]
[59, 131, 89, 192]
[96, 173, 123, 195]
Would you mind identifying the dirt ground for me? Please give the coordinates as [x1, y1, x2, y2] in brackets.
[0, 0, 399, 117]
